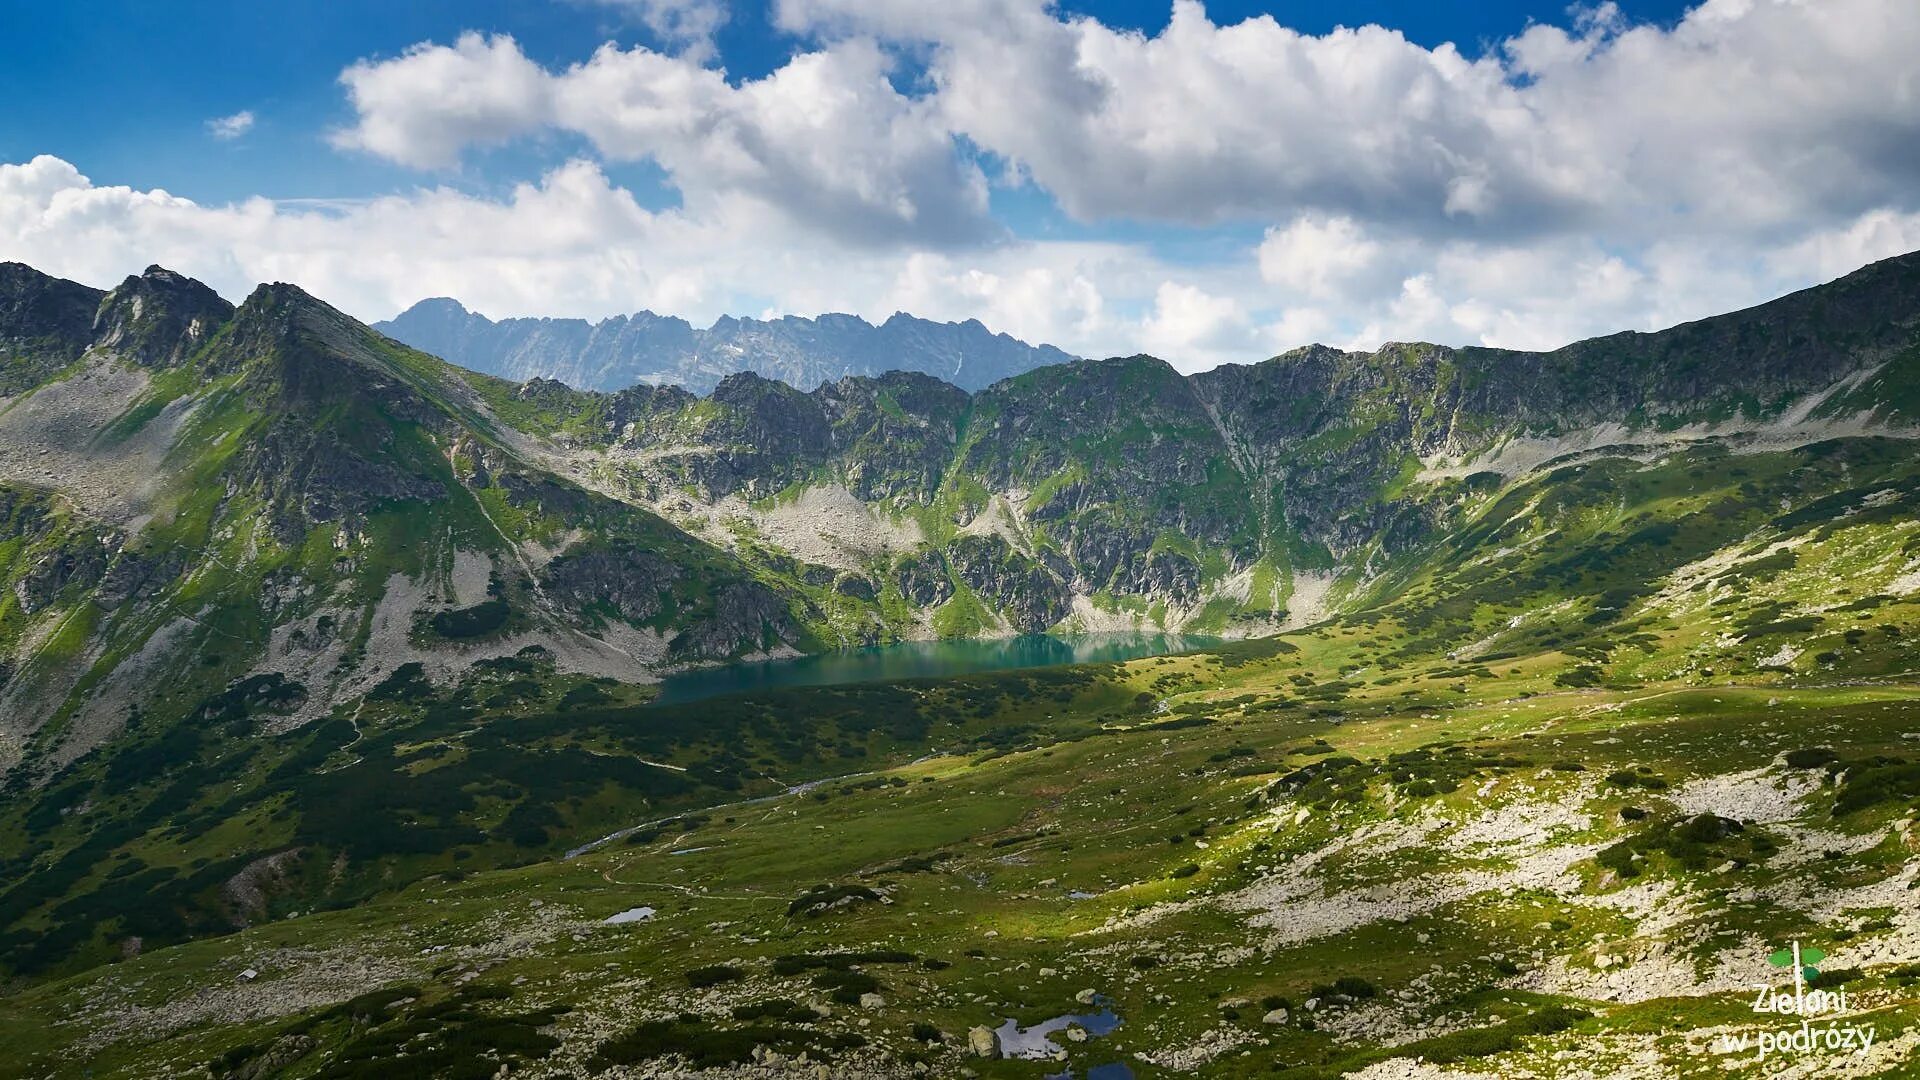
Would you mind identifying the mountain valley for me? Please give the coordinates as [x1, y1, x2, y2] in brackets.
[0, 253, 1917, 1078]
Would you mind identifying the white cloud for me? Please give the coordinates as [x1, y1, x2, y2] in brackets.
[585, 0, 730, 61]
[333, 33, 553, 168]
[12, 1, 1920, 376]
[882, 250, 1110, 352]
[774, 0, 1920, 244]
[6, 154, 1919, 382]
[206, 110, 255, 140]
[332, 32, 994, 246]
[0, 155, 1110, 357]
[1764, 208, 1920, 283]
[1257, 216, 1385, 300]
[1142, 282, 1256, 368]
[308, 1, 1920, 363]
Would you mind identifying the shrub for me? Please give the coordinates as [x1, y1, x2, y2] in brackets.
[429, 599, 512, 640]
[770, 951, 914, 975]
[810, 969, 882, 1004]
[1605, 770, 1668, 791]
[1832, 758, 1920, 815]
[686, 965, 745, 988]
[1555, 665, 1603, 688]
[591, 1019, 863, 1069]
[1417, 1006, 1590, 1066]
[1596, 813, 1773, 879]
[1311, 976, 1377, 1000]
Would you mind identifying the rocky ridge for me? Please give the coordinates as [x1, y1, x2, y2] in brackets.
[375, 297, 1079, 394]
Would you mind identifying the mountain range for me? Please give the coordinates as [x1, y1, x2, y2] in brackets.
[1, 252, 1919, 1077]
[0, 252, 1914, 772]
[373, 297, 1081, 393]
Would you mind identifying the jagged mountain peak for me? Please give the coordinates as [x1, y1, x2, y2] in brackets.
[225, 280, 375, 364]
[232, 278, 417, 355]
[376, 296, 1079, 393]
[135, 264, 200, 286]
[881, 310, 986, 332]
[91, 265, 234, 369]
[1260, 342, 1362, 366]
[710, 367, 788, 393]
[197, 280, 479, 435]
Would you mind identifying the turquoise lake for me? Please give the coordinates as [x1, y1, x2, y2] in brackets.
[647, 633, 1220, 707]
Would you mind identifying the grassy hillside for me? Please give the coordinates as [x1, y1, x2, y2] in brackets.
[1, 255, 1919, 1076]
[2, 426, 1917, 1076]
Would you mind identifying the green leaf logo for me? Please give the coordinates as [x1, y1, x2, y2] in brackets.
[1770, 943, 1822, 981]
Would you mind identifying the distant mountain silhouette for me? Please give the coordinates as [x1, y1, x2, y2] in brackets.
[374, 298, 1079, 393]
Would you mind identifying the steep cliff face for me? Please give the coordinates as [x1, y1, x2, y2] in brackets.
[89, 266, 234, 369]
[0, 263, 104, 394]
[375, 297, 1078, 393]
[814, 371, 969, 503]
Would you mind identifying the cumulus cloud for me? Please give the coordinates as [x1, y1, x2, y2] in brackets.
[333, 34, 553, 168]
[0, 155, 1121, 359]
[8, 153, 1920, 377]
[773, 0, 1920, 245]
[206, 110, 255, 140]
[13, 1, 1920, 373]
[332, 32, 994, 246]
[1258, 216, 1386, 300]
[1142, 282, 1256, 363]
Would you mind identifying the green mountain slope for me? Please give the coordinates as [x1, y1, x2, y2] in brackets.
[0, 253, 1917, 1077]
[475, 250, 1920, 644]
[4, 430, 1919, 1078]
[0, 272, 820, 754]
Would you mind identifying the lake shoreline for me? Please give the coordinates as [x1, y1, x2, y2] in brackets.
[646, 632, 1223, 708]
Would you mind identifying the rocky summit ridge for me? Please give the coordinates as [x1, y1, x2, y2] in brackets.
[374, 296, 1081, 394]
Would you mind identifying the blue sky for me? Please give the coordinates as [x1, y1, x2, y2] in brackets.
[2, 0, 1916, 370]
[3, 1, 1691, 205]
